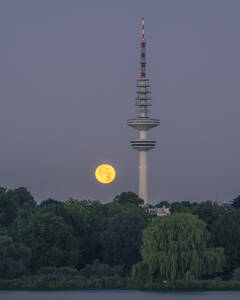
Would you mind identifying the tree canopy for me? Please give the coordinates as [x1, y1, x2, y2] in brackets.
[132, 214, 225, 284]
[232, 195, 240, 209]
[0, 235, 31, 278]
[100, 211, 146, 272]
[0, 184, 239, 287]
[211, 209, 240, 274]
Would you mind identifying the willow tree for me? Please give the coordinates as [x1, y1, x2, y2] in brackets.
[132, 213, 225, 284]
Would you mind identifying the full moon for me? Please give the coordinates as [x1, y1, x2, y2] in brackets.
[95, 164, 116, 184]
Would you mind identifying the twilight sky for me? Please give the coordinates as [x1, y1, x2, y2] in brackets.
[0, 0, 239, 204]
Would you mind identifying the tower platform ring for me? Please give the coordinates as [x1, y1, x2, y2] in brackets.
[130, 139, 157, 151]
[127, 118, 160, 130]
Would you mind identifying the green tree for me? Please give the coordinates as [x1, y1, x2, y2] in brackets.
[211, 209, 240, 274]
[0, 187, 36, 228]
[113, 192, 144, 206]
[40, 198, 63, 208]
[155, 201, 170, 208]
[0, 235, 31, 278]
[0, 187, 18, 227]
[15, 211, 80, 271]
[101, 211, 146, 272]
[14, 187, 36, 209]
[170, 201, 193, 214]
[193, 201, 224, 230]
[232, 195, 240, 209]
[105, 192, 148, 222]
[132, 214, 225, 284]
[64, 199, 109, 267]
[63, 196, 148, 270]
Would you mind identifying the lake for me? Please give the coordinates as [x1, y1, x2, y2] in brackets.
[1, 290, 240, 300]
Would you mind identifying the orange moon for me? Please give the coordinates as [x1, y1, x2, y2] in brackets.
[95, 164, 116, 184]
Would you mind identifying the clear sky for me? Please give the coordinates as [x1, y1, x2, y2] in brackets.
[0, 0, 239, 204]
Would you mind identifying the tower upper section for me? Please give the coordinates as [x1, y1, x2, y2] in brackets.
[136, 17, 151, 119]
[127, 17, 160, 131]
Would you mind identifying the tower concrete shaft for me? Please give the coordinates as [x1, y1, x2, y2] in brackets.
[127, 17, 160, 205]
[139, 150, 148, 204]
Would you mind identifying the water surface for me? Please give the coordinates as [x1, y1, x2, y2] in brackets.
[1, 290, 240, 300]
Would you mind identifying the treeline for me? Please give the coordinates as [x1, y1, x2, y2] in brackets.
[0, 186, 240, 290]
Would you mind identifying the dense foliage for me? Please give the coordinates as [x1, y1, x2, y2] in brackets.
[0, 185, 239, 289]
[232, 195, 240, 209]
[132, 214, 225, 284]
[211, 209, 240, 276]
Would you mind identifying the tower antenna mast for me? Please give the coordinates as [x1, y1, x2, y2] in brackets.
[127, 17, 160, 205]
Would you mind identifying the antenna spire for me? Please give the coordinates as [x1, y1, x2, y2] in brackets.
[141, 17, 146, 78]
[142, 16, 145, 42]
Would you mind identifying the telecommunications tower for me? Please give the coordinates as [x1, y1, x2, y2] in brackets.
[127, 17, 160, 205]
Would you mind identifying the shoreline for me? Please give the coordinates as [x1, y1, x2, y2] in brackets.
[0, 279, 240, 291]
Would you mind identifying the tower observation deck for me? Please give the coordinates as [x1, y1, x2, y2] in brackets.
[127, 17, 160, 205]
